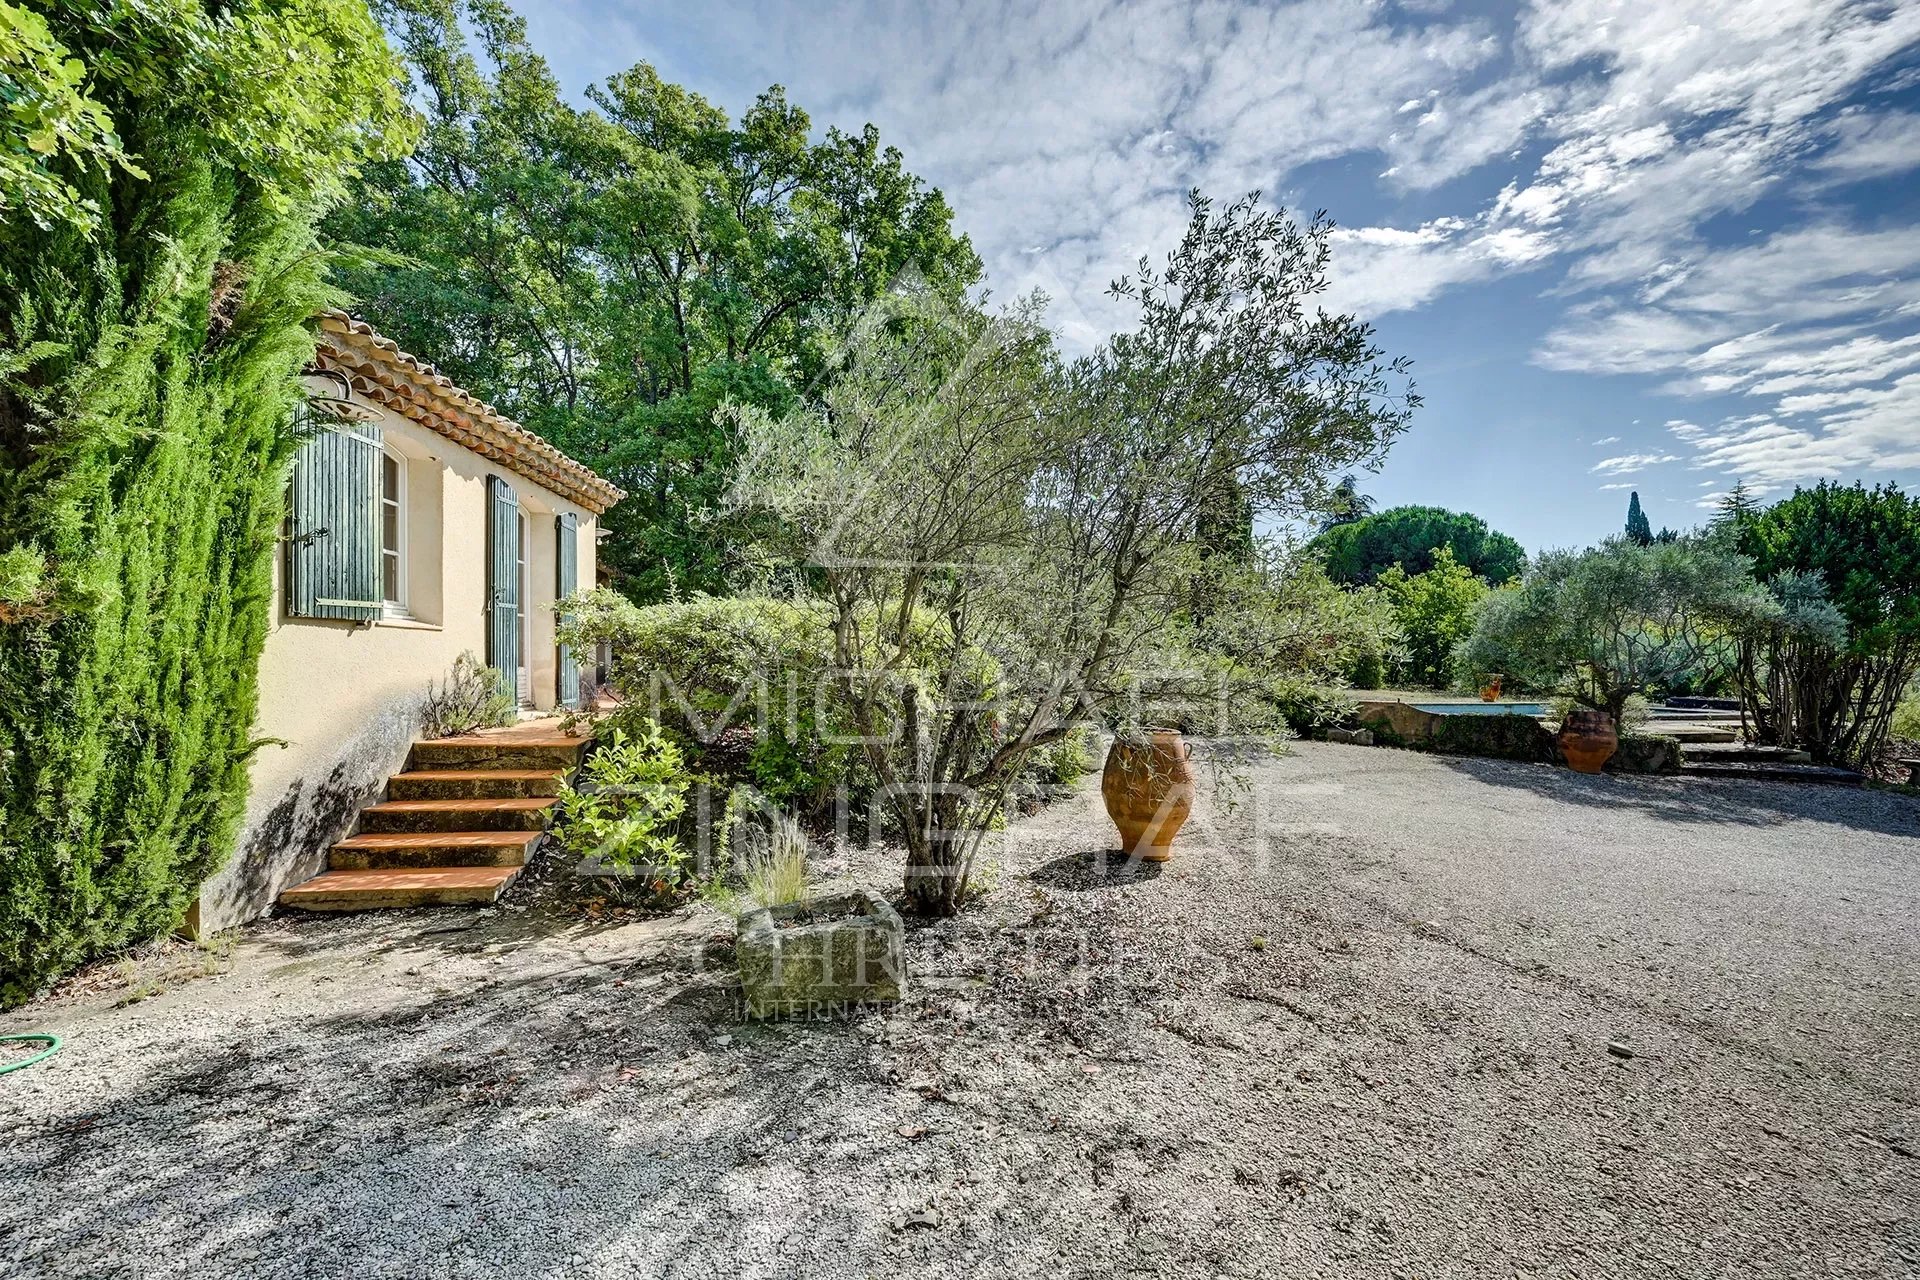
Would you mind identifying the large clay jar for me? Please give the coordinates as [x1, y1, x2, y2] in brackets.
[1101, 730, 1196, 862]
[1558, 709, 1619, 775]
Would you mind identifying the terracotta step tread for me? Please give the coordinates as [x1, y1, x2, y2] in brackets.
[280, 866, 520, 910]
[392, 769, 568, 782]
[335, 830, 543, 849]
[363, 797, 558, 814]
[416, 735, 589, 749]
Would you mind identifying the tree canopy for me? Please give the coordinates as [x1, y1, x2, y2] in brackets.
[327, 0, 983, 600]
[1455, 537, 1773, 719]
[728, 192, 1416, 914]
[1309, 504, 1526, 585]
[1728, 482, 1920, 766]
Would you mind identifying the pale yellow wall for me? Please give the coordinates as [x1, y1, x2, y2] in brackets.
[193, 390, 601, 932]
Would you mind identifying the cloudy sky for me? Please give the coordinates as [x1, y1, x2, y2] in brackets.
[523, 0, 1920, 552]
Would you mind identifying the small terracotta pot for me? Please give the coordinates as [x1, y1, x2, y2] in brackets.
[1558, 709, 1618, 774]
[1101, 731, 1196, 861]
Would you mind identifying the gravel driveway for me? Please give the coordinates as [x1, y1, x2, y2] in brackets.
[4, 742, 1917, 1279]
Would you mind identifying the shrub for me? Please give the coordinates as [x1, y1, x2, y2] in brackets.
[1893, 690, 1920, 742]
[1375, 546, 1489, 689]
[1347, 647, 1385, 690]
[1731, 482, 1920, 767]
[0, 2, 411, 1004]
[1034, 726, 1096, 784]
[556, 722, 689, 875]
[559, 590, 861, 813]
[420, 652, 516, 738]
[1266, 676, 1356, 736]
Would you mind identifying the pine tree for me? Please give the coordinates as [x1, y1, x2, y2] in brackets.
[1625, 491, 1654, 545]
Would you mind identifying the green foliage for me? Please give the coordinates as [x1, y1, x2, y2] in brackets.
[556, 722, 689, 872]
[0, 0, 409, 1004]
[328, 0, 982, 602]
[1264, 676, 1358, 736]
[1728, 483, 1920, 766]
[0, 545, 44, 604]
[1346, 647, 1385, 690]
[1892, 689, 1920, 742]
[420, 651, 516, 738]
[1310, 505, 1526, 586]
[1625, 491, 1653, 546]
[731, 192, 1416, 914]
[1374, 546, 1490, 689]
[1734, 482, 1920, 655]
[1455, 537, 1774, 721]
[559, 589, 865, 813]
[1032, 727, 1095, 785]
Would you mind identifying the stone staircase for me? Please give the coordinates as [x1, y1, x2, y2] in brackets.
[279, 726, 589, 911]
[1679, 741, 1863, 786]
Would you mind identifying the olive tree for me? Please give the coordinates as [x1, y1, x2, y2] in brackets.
[729, 191, 1417, 915]
[1455, 537, 1775, 722]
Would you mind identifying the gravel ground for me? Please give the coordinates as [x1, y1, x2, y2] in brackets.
[3, 742, 1918, 1279]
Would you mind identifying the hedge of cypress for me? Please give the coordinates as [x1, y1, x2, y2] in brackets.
[0, 1, 412, 1004]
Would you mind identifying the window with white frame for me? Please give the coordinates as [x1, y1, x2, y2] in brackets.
[380, 447, 407, 615]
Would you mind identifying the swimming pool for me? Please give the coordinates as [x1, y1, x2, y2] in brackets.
[1411, 702, 1548, 717]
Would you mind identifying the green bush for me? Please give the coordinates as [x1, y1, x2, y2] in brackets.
[1033, 726, 1096, 784]
[1376, 547, 1489, 689]
[1347, 647, 1385, 690]
[1266, 676, 1357, 736]
[1892, 690, 1920, 742]
[420, 652, 517, 738]
[560, 590, 945, 815]
[0, 2, 410, 1004]
[556, 722, 689, 873]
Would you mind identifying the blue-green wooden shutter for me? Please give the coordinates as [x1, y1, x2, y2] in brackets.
[486, 475, 520, 696]
[555, 512, 580, 708]
[286, 420, 383, 621]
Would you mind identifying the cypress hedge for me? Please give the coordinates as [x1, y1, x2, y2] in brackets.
[0, 1, 412, 1004]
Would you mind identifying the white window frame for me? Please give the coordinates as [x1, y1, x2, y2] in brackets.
[379, 445, 409, 619]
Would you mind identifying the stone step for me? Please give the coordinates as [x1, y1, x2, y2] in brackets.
[406, 735, 589, 772]
[329, 830, 543, 870]
[387, 769, 567, 801]
[1680, 762, 1864, 787]
[359, 797, 557, 834]
[280, 866, 521, 911]
[1683, 743, 1814, 764]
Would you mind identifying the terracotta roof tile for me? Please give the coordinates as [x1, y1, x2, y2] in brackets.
[313, 310, 623, 515]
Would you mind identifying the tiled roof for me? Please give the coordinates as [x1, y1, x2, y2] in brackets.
[313, 310, 623, 515]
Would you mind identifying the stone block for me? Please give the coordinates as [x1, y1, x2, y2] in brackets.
[736, 890, 906, 1019]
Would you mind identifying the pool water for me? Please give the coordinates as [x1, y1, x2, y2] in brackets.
[1411, 702, 1548, 717]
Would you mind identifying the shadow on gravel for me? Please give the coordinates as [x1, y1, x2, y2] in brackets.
[1438, 756, 1920, 839]
[1028, 850, 1167, 891]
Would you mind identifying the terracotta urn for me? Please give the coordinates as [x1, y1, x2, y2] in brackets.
[1480, 674, 1503, 702]
[1558, 709, 1618, 775]
[1101, 730, 1196, 862]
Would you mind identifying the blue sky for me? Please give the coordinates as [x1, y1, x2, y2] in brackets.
[516, 0, 1920, 553]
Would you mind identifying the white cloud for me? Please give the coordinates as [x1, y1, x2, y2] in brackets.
[521, 0, 1920, 498]
[1591, 452, 1678, 476]
[1814, 109, 1920, 182]
[1591, 435, 1620, 445]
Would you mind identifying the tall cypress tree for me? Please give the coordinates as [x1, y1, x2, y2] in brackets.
[1625, 491, 1654, 546]
[0, 1, 412, 1003]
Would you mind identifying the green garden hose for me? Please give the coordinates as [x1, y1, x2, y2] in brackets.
[0, 1033, 61, 1075]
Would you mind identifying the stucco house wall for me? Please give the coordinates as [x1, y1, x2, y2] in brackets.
[190, 315, 619, 933]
